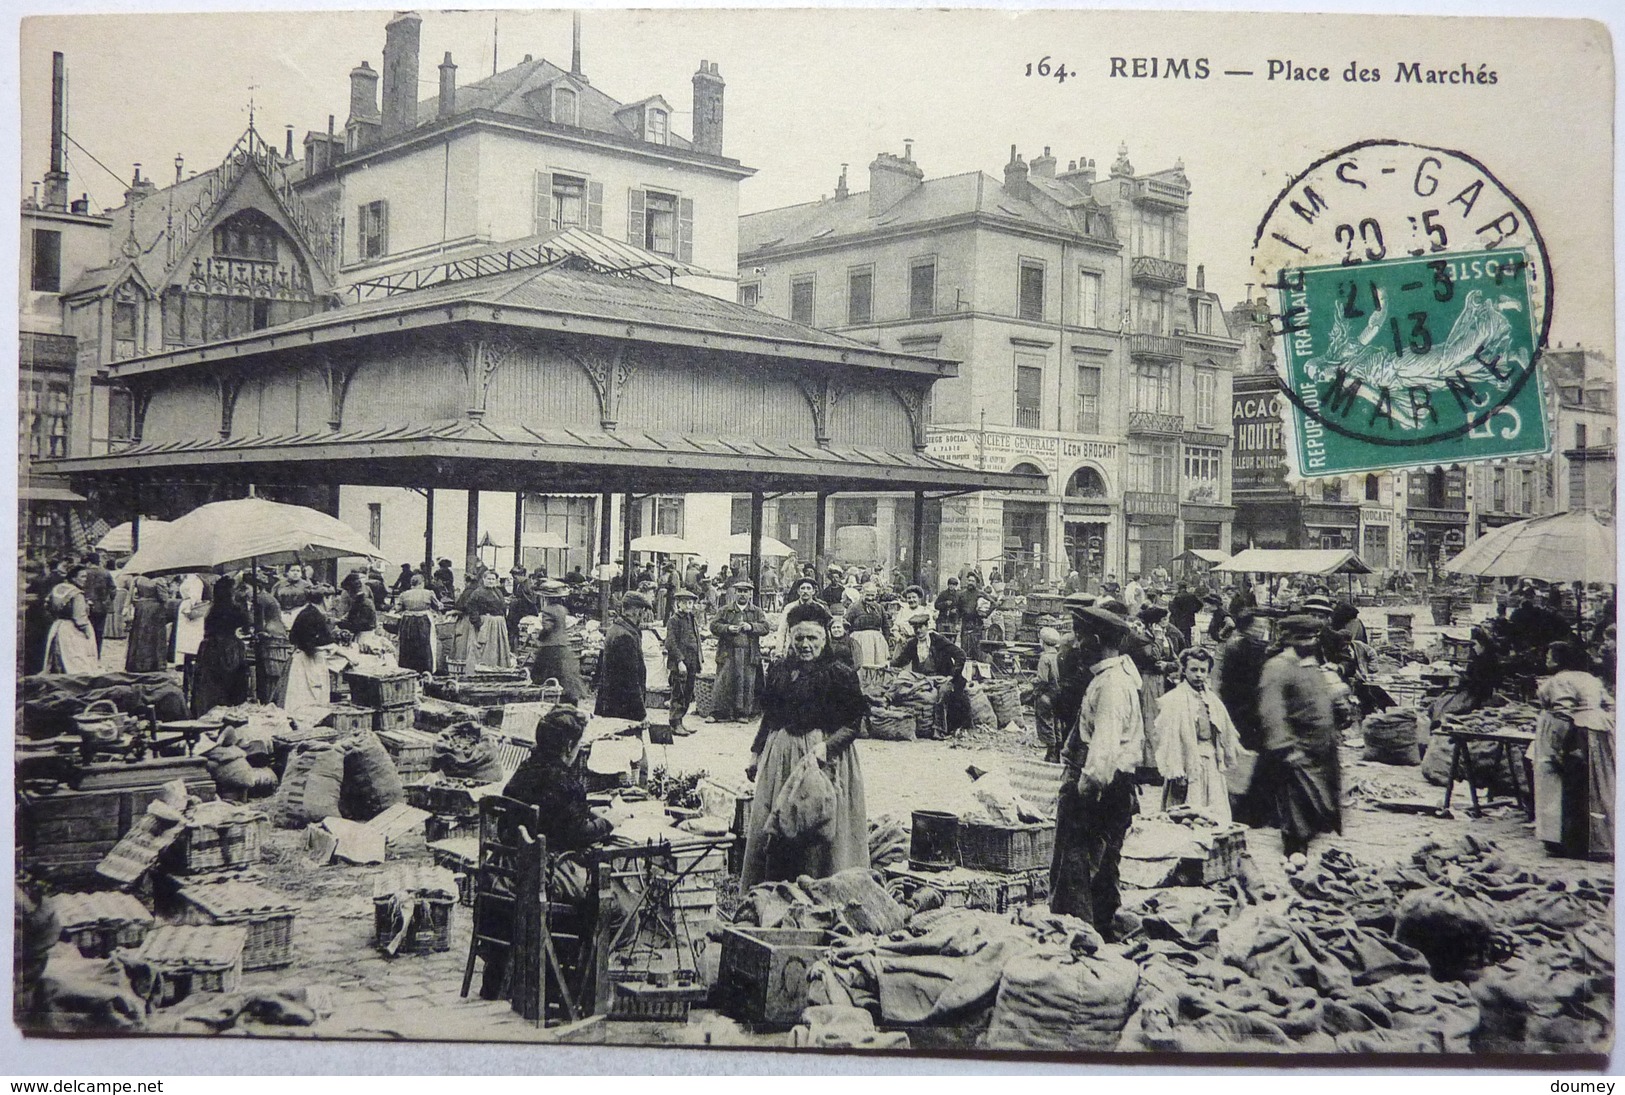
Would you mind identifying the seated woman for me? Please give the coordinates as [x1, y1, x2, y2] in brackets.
[1155, 647, 1242, 822]
[1532, 641, 1615, 861]
[741, 604, 871, 889]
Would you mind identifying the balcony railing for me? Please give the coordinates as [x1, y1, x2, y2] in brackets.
[1127, 410, 1185, 436]
[1124, 491, 1179, 518]
[1131, 255, 1187, 288]
[20, 332, 77, 369]
[1128, 332, 1183, 362]
[1134, 177, 1189, 208]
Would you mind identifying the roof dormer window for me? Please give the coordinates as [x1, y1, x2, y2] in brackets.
[554, 86, 578, 126]
[646, 107, 668, 145]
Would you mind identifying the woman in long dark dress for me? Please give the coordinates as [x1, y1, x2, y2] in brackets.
[124, 577, 174, 673]
[741, 605, 871, 888]
[394, 574, 442, 673]
[191, 575, 251, 716]
[1533, 641, 1615, 860]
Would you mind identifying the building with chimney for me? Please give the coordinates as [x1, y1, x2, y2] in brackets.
[739, 143, 1240, 585]
[19, 51, 113, 557]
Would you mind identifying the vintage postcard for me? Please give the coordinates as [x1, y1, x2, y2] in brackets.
[11, 4, 1617, 1066]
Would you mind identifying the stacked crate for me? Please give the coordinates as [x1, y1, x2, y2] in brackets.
[176, 878, 299, 970]
[346, 668, 421, 735]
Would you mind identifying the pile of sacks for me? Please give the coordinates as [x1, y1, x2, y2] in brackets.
[270, 731, 403, 829]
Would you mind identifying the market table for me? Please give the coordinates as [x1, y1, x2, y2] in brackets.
[1440, 726, 1536, 818]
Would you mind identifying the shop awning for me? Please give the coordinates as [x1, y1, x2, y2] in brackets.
[19, 482, 88, 504]
[42, 418, 1043, 496]
[1214, 548, 1372, 576]
[1174, 548, 1231, 566]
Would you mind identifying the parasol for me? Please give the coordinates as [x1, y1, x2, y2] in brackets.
[629, 534, 699, 555]
[1443, 510, 1616, 585]
[119, 498, 382, 577]
[719, 532, 794, 558]
[96, 518, 170, 555]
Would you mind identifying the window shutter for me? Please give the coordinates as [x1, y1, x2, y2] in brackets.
[379, 200, 389, 255]
[678, 198, 694, 264]
[587, 182, 604, 234]
[533, 171, 551, 236]
[357, 204, 368, 257]
[627, 188, 646, 246]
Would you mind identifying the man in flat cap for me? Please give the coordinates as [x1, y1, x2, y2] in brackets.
[1050, 604, 1143, 938]
[664, 588, 704, 735]
[1257, 614, 1341, 856]
[709, 580, 769, 723]
[595, 591, 651, 722]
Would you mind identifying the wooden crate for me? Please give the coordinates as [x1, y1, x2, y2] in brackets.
[884, 864, 1050, 913]
[52, 891, 154, 958]
[136, 925, 246, 1006]
[17, 778, 215, 881]
[378, 727, 438, 779]
[715, 926, 830, 1028]
[167, 802, 267, 873]
[1171, 824, 1248, 886]
[318, 704, 374, 736]
[373, 704, 416, 734]
[958, 820, 1056, 874]
[365, 801, 431, 859]
[177, 879, 298, 970]
[426, 836, 478, 907]
[344, 668, 420, 709]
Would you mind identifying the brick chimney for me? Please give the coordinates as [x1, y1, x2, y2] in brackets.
[1029, 146, 1057, 179]
[381, 11, 422, 137]
[346, 61, 381, 150]
[1196, 264, 1206, 291]
[123, 164, 157, 207]
[1003, 145, 1029, 198]
[834, 164, 849, 200]
[438, 51, 457, 118]
[692, 60, 725, 156]
[868, 144, 923, 217]
[43, 51, 69, 211]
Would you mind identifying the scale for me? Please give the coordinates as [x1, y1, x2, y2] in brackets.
[601, 843, 710, 1022]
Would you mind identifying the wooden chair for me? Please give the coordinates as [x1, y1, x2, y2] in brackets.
[460, 794, 588, 1027]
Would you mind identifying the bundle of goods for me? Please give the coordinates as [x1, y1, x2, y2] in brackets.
[425, 674, 555, 707]
[201, 729, 277, 799]
[1119, 808, 1246, 888]
[1360, 709, 1425, 766]
[429, 722, 507, 783]
[175, 878, 299, 971]
[20, 672, 189, 740]
[269, 741, 345, 829]
[856, 665, 898, 704]
[985, 918, 1141, 1052]
[338, 730, 406, 821]
[963, 681, 999, 730]
[52, 891, 154, 958]
[865, 706, 916, 742]
[372, 865, 459, 956]
[867, 814, 910, 870]
[883, 671, 951, 740]
[165, 799, 268, 874]
[376, 727, 438, 779]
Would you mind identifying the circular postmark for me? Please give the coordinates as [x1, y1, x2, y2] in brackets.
[1251, 140, 1553, 477]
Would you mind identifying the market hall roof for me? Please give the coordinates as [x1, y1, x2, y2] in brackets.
[43, 417, 1037, 495]
[102, 243, 958, 381]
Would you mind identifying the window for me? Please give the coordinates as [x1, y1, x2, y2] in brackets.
[1425, 469, 1447, 508]
[367, 503, 383, 548]
[1520, 469, 1535, 514]
[737, 282, 760, 308]
[22, 376, 71, 459]
[1184, 446, 1222, 502]
[1015, 357, 1044, 429]
[1137, 210, 1176, 258]
[252, 299, 271, 331]
[1128, 440, 1178, 494]
[1077, 270, 1101, 328]
[1321, 479, 1344, 502]
[847, 266, 873, 325]
[790, 275, 815, 325]
[1492, 468, 1507, 511]
[1134, 287, 1171, 335]
[357, 200, 388, 260]
[909, 258, 936, 318]
[1066, 466, 1107, 498]
[107, 387, 133, 442]
[1018, 260, 1045, 321]
[31, 229, 62, 292]
[643, 190, 677, 255]
[535, 173, 603, 236]
[1576, 423, 1588, 449]
[1075, 363, 1101, 433]
[1197, 299, 1214, 334]
[1194, 367, 1217, 427]
[1132, 361, 1177, 413]
[554, 86, 578, 125]
[646, 107, 668, 145]
[653, 497, 684, 537]
[112, 298, 139, 360]
[1365, 474, 1381, 502]
[551, 174, 584, 230]
[213, 212, 278, 261]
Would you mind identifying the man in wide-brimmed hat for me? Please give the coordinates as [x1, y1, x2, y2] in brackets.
[709, 580, 769, 722]
[1257, 614, 1342, 856]
[1050, 603, 1144, 938]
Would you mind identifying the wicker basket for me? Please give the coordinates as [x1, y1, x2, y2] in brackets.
[866, 707, 917, 742]
[693, 673, 716, 717]
[373, 704, 416, 734]
[372, 866, 459, 955]
[169, 802, 267, 873]
[136, 925, 246, 1005]
[983, 681, 1024, 727]
[177, 879, 298, 970]
[345, 668, 420, 709]
[958, 820, 1055, 874]
[319, 703, 375, 736]
[378, 727, 438, 779]
[53, 891, 154, 958]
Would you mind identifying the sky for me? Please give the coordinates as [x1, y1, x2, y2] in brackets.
[16, 5, 1616, 351]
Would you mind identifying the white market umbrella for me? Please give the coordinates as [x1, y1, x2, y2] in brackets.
[96, 518, 169, 555]
[525, 530, 569, 550]
[629, 533, 699, 555]
[720, 532, 794, 558]
[119, 497, 382, 577]
[1444, 510, 1617, 585]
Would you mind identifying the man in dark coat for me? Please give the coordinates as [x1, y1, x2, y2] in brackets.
[1169, 581, 1204, 647]
[820, 566, 847, 608]
[709, 582, 770, 722]
[529, 579, 589, 705]
[663, 588, 704, 735]
[1258, 614, 1341, 857]
[891, 609, 971, 733]
[431, 559, 457, 602]
[594, 592, 650, 721]
[78, 552, 116, 652]
[506, 566, 539, 646]
[934, 576, 964, 644]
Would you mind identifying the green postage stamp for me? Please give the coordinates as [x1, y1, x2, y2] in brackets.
[1252, 140, 1553, 479]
